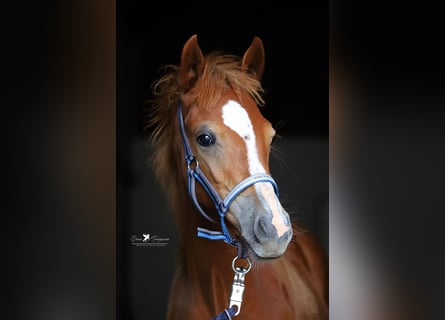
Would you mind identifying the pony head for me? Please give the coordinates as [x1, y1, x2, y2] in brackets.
[176, 35, 293, 259]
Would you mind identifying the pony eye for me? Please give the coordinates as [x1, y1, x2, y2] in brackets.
[197, 133, 215, 146]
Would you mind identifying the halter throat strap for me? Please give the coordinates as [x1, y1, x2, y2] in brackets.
[177, 102, 279, 246]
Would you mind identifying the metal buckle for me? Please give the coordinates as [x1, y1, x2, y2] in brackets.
[229, 256, 252, 316]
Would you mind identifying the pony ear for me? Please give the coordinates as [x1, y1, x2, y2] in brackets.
[179, 34, 205, 93]
[241, 36, 265, 81]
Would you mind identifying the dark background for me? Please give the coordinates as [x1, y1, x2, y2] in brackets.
[117, 3, 328, 139]
[117, 2, 329, 320]
[6, 1, 445, 319]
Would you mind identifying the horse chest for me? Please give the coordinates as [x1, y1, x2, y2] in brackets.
[240, 264, 327, 319]
[167, 262, 327, 320]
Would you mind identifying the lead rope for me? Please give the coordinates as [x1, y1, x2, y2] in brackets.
[213, 307, 237, 320]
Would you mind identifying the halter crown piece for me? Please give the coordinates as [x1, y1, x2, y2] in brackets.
[177, 102, 280, 248]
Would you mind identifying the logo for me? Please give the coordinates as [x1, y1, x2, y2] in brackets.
[130, 233, 170, 247]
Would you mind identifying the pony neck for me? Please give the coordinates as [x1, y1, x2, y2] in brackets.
[176, 198, 238, 272]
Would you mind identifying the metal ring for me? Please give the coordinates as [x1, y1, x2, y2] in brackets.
[232, 256, 251, 274]
[187, 157, 199, 171]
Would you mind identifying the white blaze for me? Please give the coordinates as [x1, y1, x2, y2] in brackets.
[221, 100, 289, 237]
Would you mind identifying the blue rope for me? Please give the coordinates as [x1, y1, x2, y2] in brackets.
[212, 306, 237, 320]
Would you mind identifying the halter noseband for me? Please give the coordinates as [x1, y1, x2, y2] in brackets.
[177, 102, 279, 246]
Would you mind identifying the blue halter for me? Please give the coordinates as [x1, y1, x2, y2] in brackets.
[177, 102, 280, 246]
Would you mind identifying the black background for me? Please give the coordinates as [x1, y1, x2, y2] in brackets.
[4, 1, 445, 319]
[117, 3, 329, 319]
[117, 3, 328, 140]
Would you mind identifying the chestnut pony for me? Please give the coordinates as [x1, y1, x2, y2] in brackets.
[148, 35, 328, 319]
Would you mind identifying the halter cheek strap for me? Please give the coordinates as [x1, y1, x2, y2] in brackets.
[178, 102, 279, 246]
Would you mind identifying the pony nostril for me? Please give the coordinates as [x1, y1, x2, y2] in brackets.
[254, 216, 277, 241]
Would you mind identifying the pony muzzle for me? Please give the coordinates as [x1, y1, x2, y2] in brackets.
[251, 212, 292, 258]
[232, 196, 293, 259]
